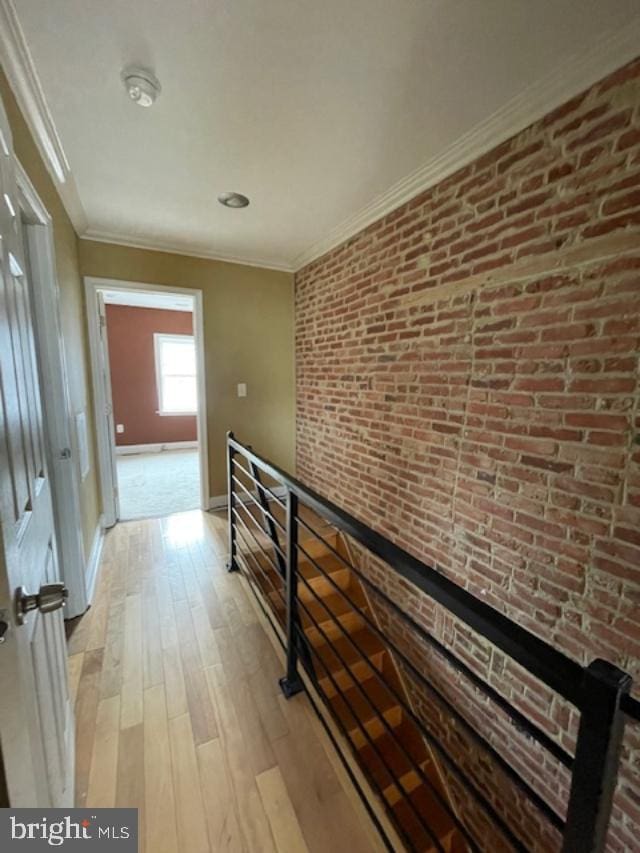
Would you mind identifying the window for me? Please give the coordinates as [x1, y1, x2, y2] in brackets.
[154, 333, 197, 415]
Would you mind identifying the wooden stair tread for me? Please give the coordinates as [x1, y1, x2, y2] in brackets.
[357, 719, 425, 792]
[382, 762, 430, 806]
[242, 513, 465, 853]
[297, 535, 340, 561]
[253, 551, 345, 583]
[298, 588, 366, 625]
[314, 627, 385, 676]
[392, 783, 458, 852]
[329, 674, 400, 734]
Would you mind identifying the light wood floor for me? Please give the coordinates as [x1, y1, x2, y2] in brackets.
[67, 509, 379, 853]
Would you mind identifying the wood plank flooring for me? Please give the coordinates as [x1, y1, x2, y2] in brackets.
[67, 509, 379, 853]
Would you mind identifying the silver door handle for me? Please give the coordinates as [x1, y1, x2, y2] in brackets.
[15, 583, 69, 625]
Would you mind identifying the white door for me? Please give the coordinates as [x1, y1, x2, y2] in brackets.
[0, 95, 73, 806]
[18, 164, 88, 619]
[96, 291, 120, 524]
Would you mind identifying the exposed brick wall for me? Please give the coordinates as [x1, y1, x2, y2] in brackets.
[295, 57, 640, 850]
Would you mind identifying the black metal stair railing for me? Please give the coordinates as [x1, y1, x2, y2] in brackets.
[224, 431, 637, 853]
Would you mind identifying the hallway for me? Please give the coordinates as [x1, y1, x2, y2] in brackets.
[66, 510, 377, 853]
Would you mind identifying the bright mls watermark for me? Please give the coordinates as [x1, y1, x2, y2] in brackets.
[1, 809, 138, 850]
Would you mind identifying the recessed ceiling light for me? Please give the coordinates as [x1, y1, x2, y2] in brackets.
[218, 192, 250, 209]
[122, 65, 161, 107]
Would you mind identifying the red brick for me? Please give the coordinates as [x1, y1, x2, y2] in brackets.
[296, 57, 640, 853]
[602, 188, 640, 216]
[565, 413, 629, 431]
[520, 455, 574, 474]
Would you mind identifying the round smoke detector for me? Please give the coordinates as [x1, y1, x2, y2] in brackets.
[122, 66, 161, 107]
[218, 192, 250, 209]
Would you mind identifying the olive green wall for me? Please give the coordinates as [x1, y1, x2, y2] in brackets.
[0, 70, 101, 556]
[78, 240, 295, 497]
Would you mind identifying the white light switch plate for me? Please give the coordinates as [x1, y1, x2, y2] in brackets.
[116, 424, 125, 434]
[237, 383, 247, 398]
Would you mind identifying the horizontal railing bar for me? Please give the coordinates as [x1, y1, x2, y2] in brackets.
[237, 518, 459, 849]
[234, 508, 316, 677]
[231, 474, 286, 544]
[232, 507, 281, 592]
[232, 456, 287, 510]
[294, 568, 530, 850]
[232, 492, 284, 556]
[294, 514, 574, 769]
[232, 530, 399, 850]
[301, 633, 430, 853]
[292, 617, 449, 853]
[300, 673, 396, 853]
[235, 543, 410, 851]
[233, 521, 286, 610]
[295, 538, 568, 826]
[229, 436, 585, 706]
[621, 694, 640, 723]
[294, 571, 482, 850]
[234, 506, 447, 849]
[235, 549, 287, 652]
[231, 473, 287, 537]
[238, 530, 479, 853]
[236, 504, 451, 849]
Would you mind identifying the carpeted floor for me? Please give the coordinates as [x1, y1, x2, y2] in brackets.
[116, 449, 200, 519]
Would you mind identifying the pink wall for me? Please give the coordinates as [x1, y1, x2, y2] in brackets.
[106, 304, 197, 446]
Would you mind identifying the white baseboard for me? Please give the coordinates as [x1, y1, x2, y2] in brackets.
[116, 441, 198, 455]
[84, 516, 105, 605]
[209, 485, 287, 511]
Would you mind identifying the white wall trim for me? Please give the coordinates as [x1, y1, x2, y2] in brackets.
[85, 276, 210, 521]
[84, 516, 105, 606]
[116, 441, 198, 456]
[0, 0, 88, 232]
[209, 485, 287, 511]
[80, 231, 293, 273]
[85, 286, 119, 527]
[291, 18, 640, 270]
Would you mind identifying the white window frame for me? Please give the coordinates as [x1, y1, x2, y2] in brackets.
[153, 332, 198, 416]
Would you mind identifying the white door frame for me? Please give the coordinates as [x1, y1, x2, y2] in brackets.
[84, 276, 209, 524]
[14, 158, 88, 619]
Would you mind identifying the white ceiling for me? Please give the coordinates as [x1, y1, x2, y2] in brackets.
[7, 0, 640, 271]
[102, 289, 193, 312]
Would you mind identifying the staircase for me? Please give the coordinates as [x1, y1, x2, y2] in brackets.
[239, 504, 468, 852]
[228, 433, 640, 853]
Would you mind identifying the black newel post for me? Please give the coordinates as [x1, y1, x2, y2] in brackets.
[226, 431, 239, 573]
[562, 659, 631, 852]
[279, 489, 303, 698]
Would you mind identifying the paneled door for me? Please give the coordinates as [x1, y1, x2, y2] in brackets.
[0, 94, 73, 805]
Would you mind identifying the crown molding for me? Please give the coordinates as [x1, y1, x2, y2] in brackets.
[0, 0, 67, 180]
[80, 229, 294, 273]
[0, 0, 88, 232]
[292, 18, 640, 271]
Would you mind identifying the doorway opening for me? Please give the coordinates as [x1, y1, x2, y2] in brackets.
[85, 278, 209, 524]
